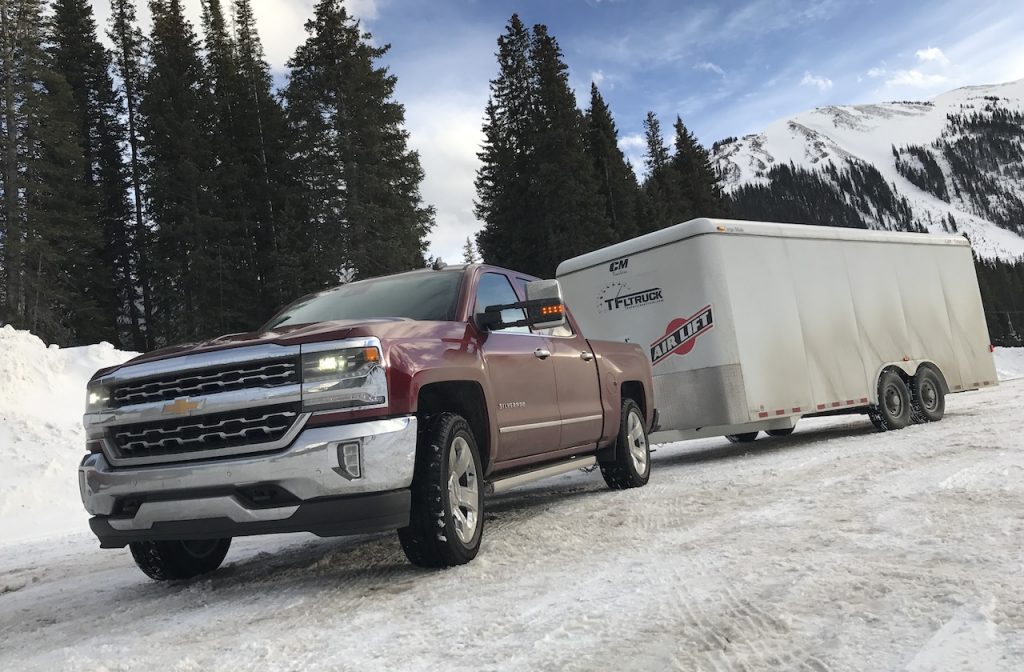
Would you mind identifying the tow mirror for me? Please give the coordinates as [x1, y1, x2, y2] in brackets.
[477, 279, 568, 331]
[524, 279, 567, 330]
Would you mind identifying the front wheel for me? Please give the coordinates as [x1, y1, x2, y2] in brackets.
[399, 413, 484, 568]
[599, 399, 650, 490]
[129, 538, 231, 581]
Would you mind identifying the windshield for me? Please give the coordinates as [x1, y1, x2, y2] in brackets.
[264, 270, 464, 329]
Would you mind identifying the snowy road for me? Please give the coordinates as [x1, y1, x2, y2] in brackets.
[2, 381, 1023, 671]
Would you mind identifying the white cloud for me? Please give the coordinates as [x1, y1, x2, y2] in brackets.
[915, 46, 950, 66]
[694, 61, 725, 77]
[591, 70, 605, 86]
[800, 71, 833, 92]
[867, 66, 887, 78]
[885, 69, 948, 88]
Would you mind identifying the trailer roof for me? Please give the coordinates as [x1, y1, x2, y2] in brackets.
[555, 218, 971, 277]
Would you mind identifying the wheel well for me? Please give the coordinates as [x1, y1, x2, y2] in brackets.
[417, 381, 490, 472]
[621, 380, 646, 417]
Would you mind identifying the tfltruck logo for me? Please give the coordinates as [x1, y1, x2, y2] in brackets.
[650, 304, 714, 366]
[597, 282, 663, 313]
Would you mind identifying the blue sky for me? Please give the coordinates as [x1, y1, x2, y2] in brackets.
[91, 0, 1024, 264]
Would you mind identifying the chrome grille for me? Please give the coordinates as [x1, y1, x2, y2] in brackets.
[111, 358, 298, 407]
[110, 404, 300, 461]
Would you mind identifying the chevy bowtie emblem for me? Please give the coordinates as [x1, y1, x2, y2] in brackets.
[163, 397, 203, 415]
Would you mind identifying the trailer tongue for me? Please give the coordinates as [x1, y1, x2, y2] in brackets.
[556, 218, 998, 444]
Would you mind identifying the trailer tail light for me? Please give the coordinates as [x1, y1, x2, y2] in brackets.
[989, 343, 995, 353]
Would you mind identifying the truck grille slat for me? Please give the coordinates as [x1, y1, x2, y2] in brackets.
[111, 405, 299, 460]
[112, 359, 298, 407]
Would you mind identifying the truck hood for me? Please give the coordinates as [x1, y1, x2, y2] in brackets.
[93, 318, 427, 379]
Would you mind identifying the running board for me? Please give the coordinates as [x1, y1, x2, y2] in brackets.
[486, 456, 597, 494]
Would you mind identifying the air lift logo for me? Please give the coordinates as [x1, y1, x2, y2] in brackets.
[597, 282, 663, 313]
[650, 305, 714, 366]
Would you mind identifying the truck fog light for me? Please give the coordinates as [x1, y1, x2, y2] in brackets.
[332, 441, 362, 480]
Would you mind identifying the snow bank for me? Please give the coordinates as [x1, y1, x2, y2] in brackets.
[994, 346, 1024, 381]
[0, 326, 135, 544]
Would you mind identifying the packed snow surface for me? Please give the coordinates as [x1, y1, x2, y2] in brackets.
[713, 79, 1024, 261]
[1, 329, 1022, 670]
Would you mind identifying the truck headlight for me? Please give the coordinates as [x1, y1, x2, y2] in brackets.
[300, 346, 387, 411]
[85, 385, 111, 413]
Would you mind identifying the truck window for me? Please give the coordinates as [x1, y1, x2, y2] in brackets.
[476, 273, 529, 334]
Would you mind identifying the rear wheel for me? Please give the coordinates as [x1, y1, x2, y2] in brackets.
[911, 368, 945, 423]
[725, 432, 759, 443]
[599, 399, 650, 490]
[870, 370, 912, 431]
[399, 413, 484, 568]
[766, 426, 795, 437]
[129, 538, 231, 581]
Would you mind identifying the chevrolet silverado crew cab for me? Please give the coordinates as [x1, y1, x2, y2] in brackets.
[80, 264, 654, 580]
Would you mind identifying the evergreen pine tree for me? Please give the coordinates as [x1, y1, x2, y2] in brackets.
[108, 0, 154, 348]
[50, 0, 140, 348]
[640, 111, 682, 232]
[525, 24, 612, 275]
[670, 115, 728, 219]
[584, 83, 641, 242]
[284, 0, 433, 285]
[462, 236, 479, 263]
[140, 0, 219, 343]
[475, 15, 535, 270]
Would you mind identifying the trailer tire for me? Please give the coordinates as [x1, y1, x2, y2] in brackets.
[911, 368, 945, 423]
[870, 370, 912, 431]
[766, 427, 795, 437]
[599, 399, 651, 490]
[129, 538, 231, 581]
[725, 432, 759, 443]
[398, 413, 484, 568]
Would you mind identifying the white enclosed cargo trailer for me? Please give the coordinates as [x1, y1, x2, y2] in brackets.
[556, 218, 998, 442]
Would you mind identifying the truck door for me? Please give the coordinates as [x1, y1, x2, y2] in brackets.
[542, 324, 604, 450]
[512, 277, 604, 450]
[475, 272, 561, 462]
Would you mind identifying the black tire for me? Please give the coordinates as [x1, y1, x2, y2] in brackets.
[766, 427, 795, 437]
[129, 538, 231, 581]
[399, 413, 484, 568]
[725, 432, 759, 443]
[599, 399, 651, 490]
[869, 370, 912, 431]
[911, 368, 945, 423]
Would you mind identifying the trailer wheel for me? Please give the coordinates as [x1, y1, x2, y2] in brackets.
[599, 399, 651, 490]
[870, 370, 912, 431]
[725, 432, 759, 443]
[911, 368, 945, 423]
[766, 427, 795, 437]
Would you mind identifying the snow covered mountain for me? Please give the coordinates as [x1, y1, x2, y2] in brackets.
[714, 79, 1024, 261]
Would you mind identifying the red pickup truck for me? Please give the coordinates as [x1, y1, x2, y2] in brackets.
[79, 264, 654, 579]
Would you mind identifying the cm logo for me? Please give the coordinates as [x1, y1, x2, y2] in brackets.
[608, 257, 629, 274]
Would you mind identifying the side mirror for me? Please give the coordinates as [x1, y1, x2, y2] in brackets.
[524, 279, 567, 330]
[476, 279, 568, 331]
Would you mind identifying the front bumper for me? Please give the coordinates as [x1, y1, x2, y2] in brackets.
[79, 416, 418, 548]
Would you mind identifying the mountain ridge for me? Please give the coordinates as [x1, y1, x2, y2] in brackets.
[714, 79, 1024, 260]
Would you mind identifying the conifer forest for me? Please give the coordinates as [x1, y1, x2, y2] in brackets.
[0, 4, 1019, 349]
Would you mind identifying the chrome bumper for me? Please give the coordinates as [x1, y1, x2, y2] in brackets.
[79, 416, 417, 541]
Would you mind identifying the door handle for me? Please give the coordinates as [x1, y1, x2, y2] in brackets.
[534, 348, 551, 360]
[580, 351, 595, 362]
